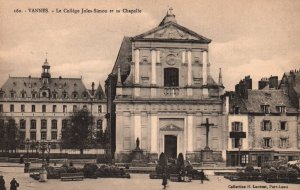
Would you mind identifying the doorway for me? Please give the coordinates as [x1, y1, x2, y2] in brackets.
[164, 135, 177, 159]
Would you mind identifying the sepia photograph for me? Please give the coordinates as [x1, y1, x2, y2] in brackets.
[0, 0, 300, 189]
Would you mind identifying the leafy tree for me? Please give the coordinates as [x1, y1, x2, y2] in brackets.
[0, 116, 20, 153]
[177, 153, 184, 171]
[61, 109, 94, 154]
[158, 152, 168, 174]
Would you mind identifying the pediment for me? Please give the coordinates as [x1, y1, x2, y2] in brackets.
[133, 23, 211, 43]
[160, 124, 183, 131]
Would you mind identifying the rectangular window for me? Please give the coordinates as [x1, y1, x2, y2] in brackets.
[21, 104, 25, 112]
[10, 104, 14, 112]
[280, 121, 287, 130]
[164, 68, 179, 86]
[232, 138, 242, 149]
[261, 105, 270, 114]
[30, 131, 36, 140]
[63, 105, 67, 112]
[73, 105, 77, 112]
[42, 105, 46, 113]
[20, 119, 26, 130]
[19, 131, 25, 141]
[0, 104, 3, 112]
[263, 138, 272, 148]
[41, 120, 47, 130]
[97, 120, 103, 130]
[41, 131, 47, 140]
[51, 131, 57, 140]
[52, 105, 57, 112]
[276, 106, 286, 113]
[231, 122, 243, 132]
[51, 120, 57, 130]
[30, 120, 36, 129]
[98, 105, 102, 113]
[280, 138, 287, 148]
[32, 105, 35, 112]
[241, 155, 249, 164]
[262, 120, 272, 131]
[83, 105, 87, 110]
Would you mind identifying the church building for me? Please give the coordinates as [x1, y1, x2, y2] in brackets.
[106, 10, 227, 162]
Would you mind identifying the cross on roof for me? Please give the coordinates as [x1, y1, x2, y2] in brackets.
[168, 7, 173, 15]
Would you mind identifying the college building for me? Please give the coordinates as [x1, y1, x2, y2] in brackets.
[0, 59, 107, 151]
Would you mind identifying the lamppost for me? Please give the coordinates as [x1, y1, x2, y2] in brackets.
[37, 139, 51, 182]
[24, 138, 31, 173]
[238, 140, 241, 167]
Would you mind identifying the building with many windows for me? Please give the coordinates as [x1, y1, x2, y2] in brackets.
[226, 76, 300, 166]
[0, 59, 107, 150]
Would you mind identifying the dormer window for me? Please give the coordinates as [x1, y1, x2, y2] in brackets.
[21, 91, 26, 98]
[72, 91, 78, 99]
[276, 105, 286, 113]
[52, 93, 57, 99]
[82, 91, 88, 99]
[234, 106, 240, 114]
[260, 104, 270, 114]
[32, 92, 37, 98]
[0, 91, 4, 98]
[62, 91, 67, 99]
[42, 91, 47, 98]
[10, 92, 15, 98]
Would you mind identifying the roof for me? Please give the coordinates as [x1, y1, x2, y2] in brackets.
[110, 37, 132, 83]
[231, 89, 297, 113]
[0, 76, 105, 100]
[133, 20, 211, 43]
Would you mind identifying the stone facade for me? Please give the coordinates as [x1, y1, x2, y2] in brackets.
[106, 11, 225, 162]
[0, 59, 107, 150]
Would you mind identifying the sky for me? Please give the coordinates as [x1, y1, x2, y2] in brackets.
[0, 0, 299, 90]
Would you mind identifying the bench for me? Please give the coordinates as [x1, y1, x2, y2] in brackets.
[60, 172, 84, 181]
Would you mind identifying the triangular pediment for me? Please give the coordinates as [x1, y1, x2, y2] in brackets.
[160, 124, 183, 131]
[133, 23, 211, 43]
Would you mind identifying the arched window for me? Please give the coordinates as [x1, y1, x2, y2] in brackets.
[164, 68, 179, 87]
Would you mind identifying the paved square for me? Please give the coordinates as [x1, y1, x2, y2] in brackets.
[1, 166, 299, 190]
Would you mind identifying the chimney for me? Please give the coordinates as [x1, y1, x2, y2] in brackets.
[92, 82, 95, 95]
[258, 78, 269, 89]
[269, 76, 278, 89]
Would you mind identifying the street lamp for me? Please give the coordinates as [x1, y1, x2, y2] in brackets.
[25, 138, 30, 162]
[37, 139, 51, 182]
[238, 139, 241, 167]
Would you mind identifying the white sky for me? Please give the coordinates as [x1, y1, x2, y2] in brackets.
[0, 0, 299, 90]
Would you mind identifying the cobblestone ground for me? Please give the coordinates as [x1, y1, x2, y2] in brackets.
[1, 166, 300, 190]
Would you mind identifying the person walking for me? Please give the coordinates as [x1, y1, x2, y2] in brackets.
[9, 178, 18, 190]
[0, 176, 6, 190]
[199, 170, 205, 184]
[162, 173, 168, 189]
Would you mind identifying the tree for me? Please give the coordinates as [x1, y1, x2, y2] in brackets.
[177, 153, 184, 171]
[0, 116, 20, 153]
[61, 109, 94, 154]
[158, 152, 168, 173]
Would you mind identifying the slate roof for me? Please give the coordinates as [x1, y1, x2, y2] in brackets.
[230, 89, 297, 113]
[0, 76, 106, 100]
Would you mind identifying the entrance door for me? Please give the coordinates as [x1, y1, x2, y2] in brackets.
[258, 156, 262, 167]
[164, 135, 177, 159]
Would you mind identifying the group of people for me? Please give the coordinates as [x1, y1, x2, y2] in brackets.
[0, 176, 19, 190]
[161, 169, 206, 189]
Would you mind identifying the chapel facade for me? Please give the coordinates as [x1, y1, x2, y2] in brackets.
[106, 10, 226, 162]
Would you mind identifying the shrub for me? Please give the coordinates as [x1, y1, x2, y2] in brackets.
[269, 167, 278, 178]
[185, 165, 193, 173]
[278, 169, 287, 178]
[83, 163, 98, 178]
[287, 168, 298, 179]
[251, 169, 260, 177]
[177, 153, 184, 171]
[245, 166, 254, 173]
[156, 165, 163, 174]
[261, 168, 271, 179]
[167, 164, 178, 174]
[67, 166, 77, 173]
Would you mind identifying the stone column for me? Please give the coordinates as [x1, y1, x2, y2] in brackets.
[134, 114, 142, 149]
[134, 49, 140, 84]
[150, 115, 158, 153]
[182, 50, 186, 63]
[47, 119, 51, 140]
[187, 50, 192, 86]
[36, 118, 41, 141]
[151, 50, 156, 85]
[156, 50, 160, 63]
[187, 115, 193, 152]
[202, 51, 208, 86]
[25, 118, 30, 139]
[57, 118, 62, 140]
